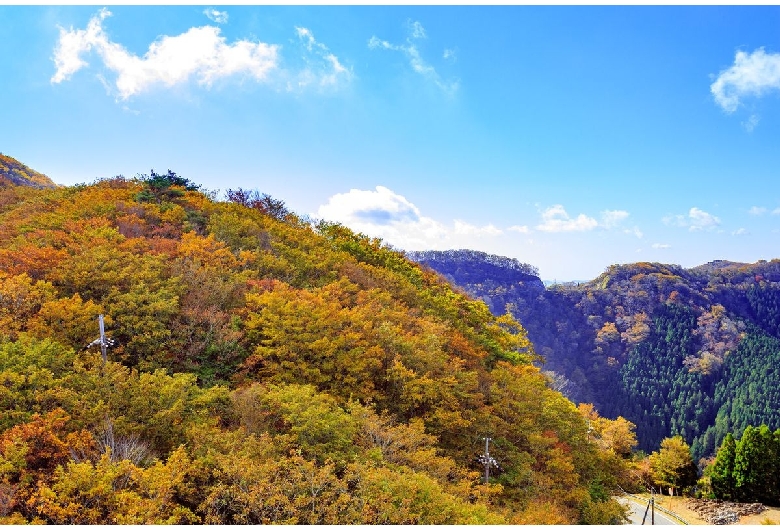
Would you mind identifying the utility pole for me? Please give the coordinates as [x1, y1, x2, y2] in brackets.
[483, 437, 491, 483]
[99, 314, 107, 364]
[477, 437, 499, 484]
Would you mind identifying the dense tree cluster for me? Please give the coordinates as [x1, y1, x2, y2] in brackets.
[414, 254, 780, 462]
[0, 153, 57, 190]
[707, 425, 780, 504]
[0, 174, 631, 523]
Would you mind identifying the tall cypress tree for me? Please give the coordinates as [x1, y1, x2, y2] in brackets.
[733, 425, 778, 503]
[710, 432, 736, 500]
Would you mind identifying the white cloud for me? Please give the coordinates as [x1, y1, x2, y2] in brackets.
[443, 48, 457, 62]
[291, 27, 352, 90]
[51, 10, 351, 100]
[318, 186, 422, 226]
[664, 207, 721, 232]
[711, 48, 780, 113]
[773, 208, 780, 215]
[536, 205, 598, 233]
[732, 228, 749, 236]
[625, 226, 643, 239]
[316, 187, 505, 251]
[368, 21, 458, 94]
[742, 114, 760, 132]
[454, 220, 502, 236]
[203, 8, 228, 24]
[408, 20, 427, 40]
[652, 243, 671, 249]
[52, 9, 279, 99]
[508, 225, 530, 234]
[600, 209, 629, 229]
[688, 207, 721, 231]
[749, 206, 767, 216]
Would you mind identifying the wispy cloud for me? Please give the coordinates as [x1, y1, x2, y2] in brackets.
[291, 27, 353, 90]
[51, 9, 351, 100]
[454, 220, 502, 236]
[749, 206, 767, 216]
[368, 20, 458, 94]
[742, 114, 760, 132]
[536, 205, 599, 233]
[663, 207, 721, 232]
[508, 225, 530, 234]
[203, 8, 228, 24]
[600, 209, 629, 229]
[732, 228, 749, 236]
[711, 48, 780, 113]
[652, 243, 671, 249]
[534, 205, 637, 234]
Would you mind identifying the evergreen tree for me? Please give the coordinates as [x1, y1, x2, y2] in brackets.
[733, 425, 779, 503]
[709, 432, 736, 500]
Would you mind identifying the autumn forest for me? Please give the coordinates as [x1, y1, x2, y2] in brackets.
[0, 154, 778, 523]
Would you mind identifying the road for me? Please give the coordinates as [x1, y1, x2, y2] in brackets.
[619, 497, 679, 525]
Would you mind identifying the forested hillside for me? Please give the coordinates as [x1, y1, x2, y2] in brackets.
[410, 251, 780, 460]
[0, 172, 633, 524]
[0, 153, 57, 189]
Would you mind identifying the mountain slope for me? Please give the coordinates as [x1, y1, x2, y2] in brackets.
[410, 250, 780, 459]
[0, 153, 58, 189]
[0, 173, 630, 524]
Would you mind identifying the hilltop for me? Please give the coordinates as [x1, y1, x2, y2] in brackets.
[410, 250, 780, 459]
[0, 153, 58, 189]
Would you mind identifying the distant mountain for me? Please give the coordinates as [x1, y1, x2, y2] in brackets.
[0, 153, 57, 188]
[409, 250, 780, 460]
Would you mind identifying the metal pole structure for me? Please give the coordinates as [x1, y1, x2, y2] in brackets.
[641, 500, 651, 525]
[99, 314, 107, 364]
[651, 487, 655, 525]
[483, 437, 492, 484]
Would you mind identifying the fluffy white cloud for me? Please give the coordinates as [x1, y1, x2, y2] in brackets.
[368, 21, 458, 94]
[688, 207, 721, 231]
[203, 8, 228, 24]
[711, 48, 780, 113]
[536, 205, 598, 233]
[51, 10, 350, 100]
[318, 186, 421, 225]
[52, 9, 279, 99]
[316, 187, 506, 251]
[664, 207, 721, 232]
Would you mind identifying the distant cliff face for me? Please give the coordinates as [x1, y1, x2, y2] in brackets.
[0, 153, 58, 189]
[408, 250, 780, 459]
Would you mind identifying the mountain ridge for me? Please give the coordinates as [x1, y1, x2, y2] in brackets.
[0, 152, 58, 189]
[409, 250, 780, 459]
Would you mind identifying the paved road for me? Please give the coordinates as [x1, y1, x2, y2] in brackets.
[619, 497, 679, 525]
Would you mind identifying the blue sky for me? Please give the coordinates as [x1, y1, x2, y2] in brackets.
[2, 5, 779, 281]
